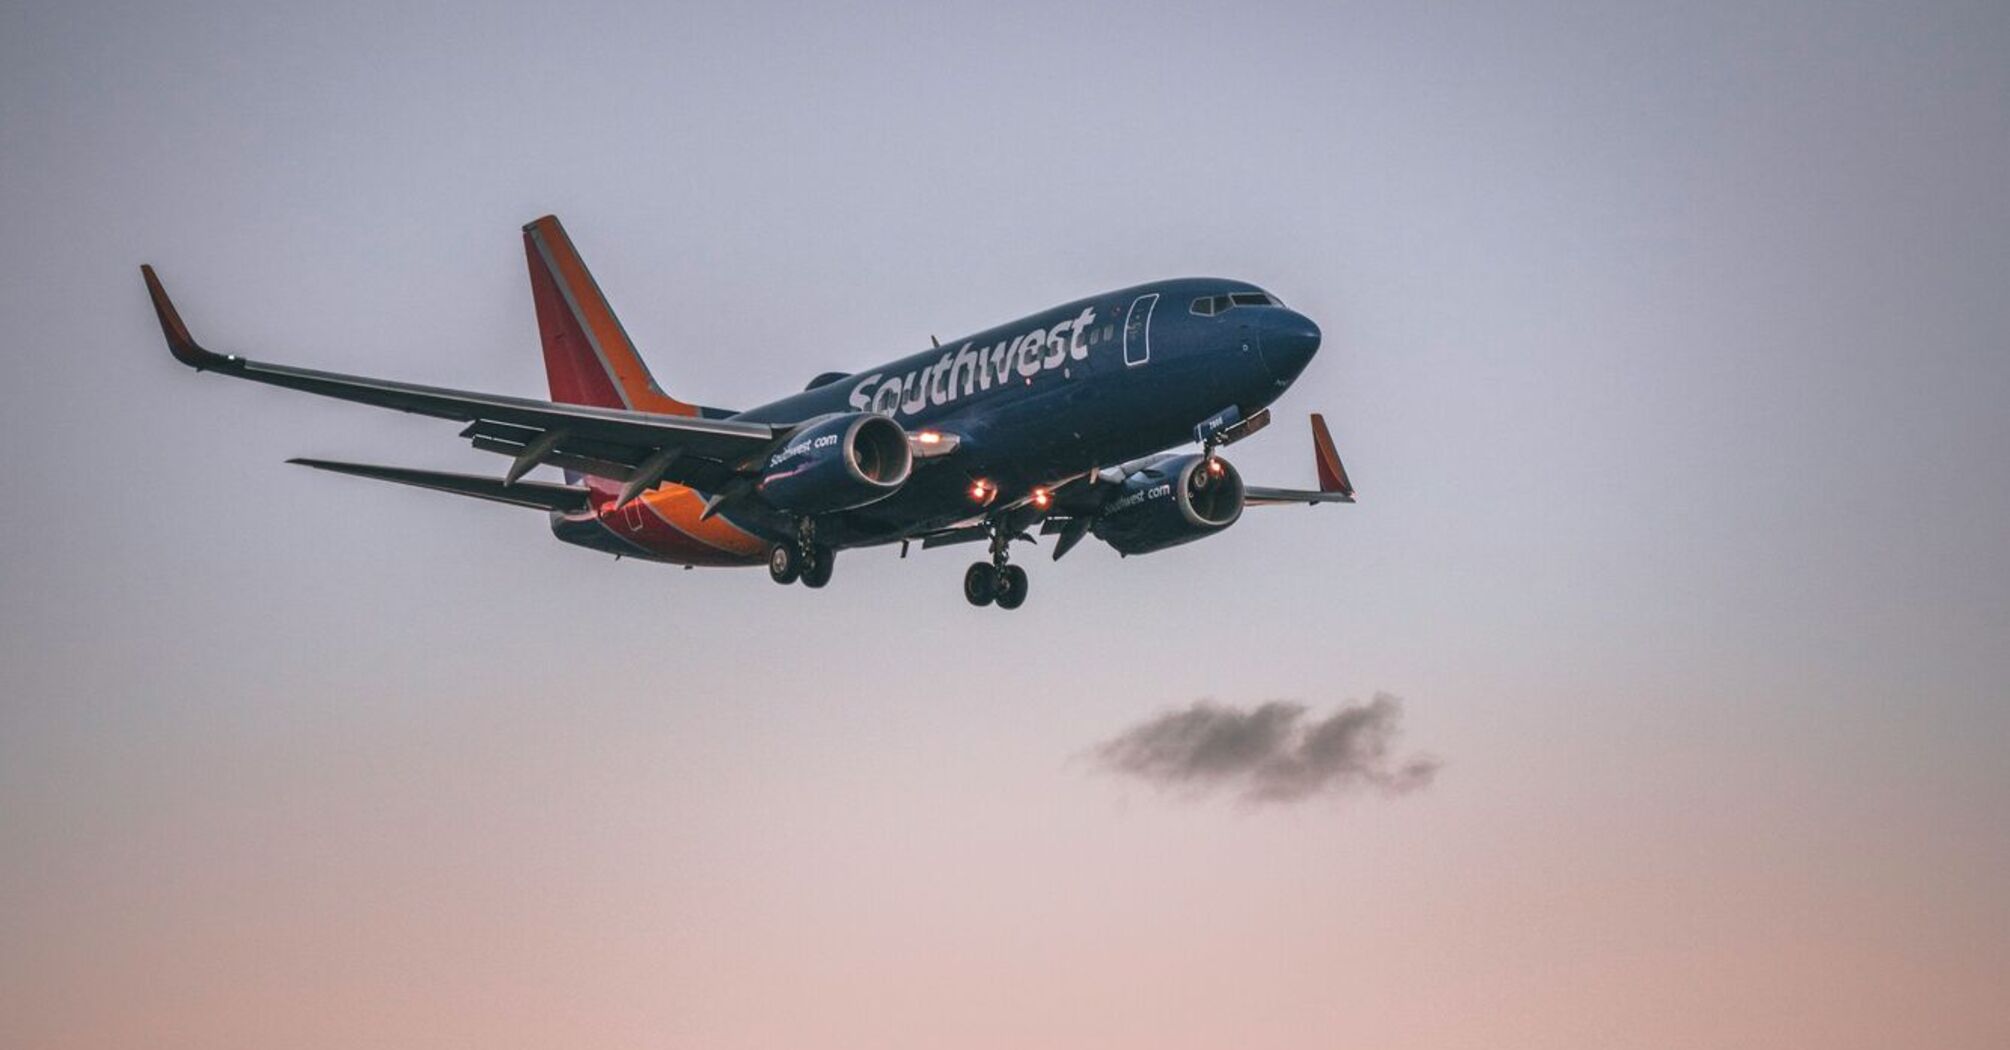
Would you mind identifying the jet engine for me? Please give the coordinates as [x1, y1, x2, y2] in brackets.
[1091, 452, 1246, 555]
[757, 412, 913, 513]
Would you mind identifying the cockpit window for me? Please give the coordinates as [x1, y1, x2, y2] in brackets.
[1194, 292, 1280, 315]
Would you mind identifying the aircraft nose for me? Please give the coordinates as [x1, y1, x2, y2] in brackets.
[1259, 310, 1321, 384]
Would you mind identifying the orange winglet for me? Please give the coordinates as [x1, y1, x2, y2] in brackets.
[1310, 413, 1354, 497]
[140, 265, 233, 371]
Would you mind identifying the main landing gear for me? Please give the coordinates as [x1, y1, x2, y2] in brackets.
[963, 518, 1029, 610]
[768, 520, 834, 589]
[964, 561, 1027, 609]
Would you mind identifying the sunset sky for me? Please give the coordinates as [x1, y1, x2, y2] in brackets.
[3, 2, 2006, 1047]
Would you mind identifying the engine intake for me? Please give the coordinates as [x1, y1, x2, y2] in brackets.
[758, 412, 913, 513]
[1091, 453, 1245, 555]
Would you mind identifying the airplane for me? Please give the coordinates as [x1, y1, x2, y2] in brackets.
[140, 215, 1354, 609]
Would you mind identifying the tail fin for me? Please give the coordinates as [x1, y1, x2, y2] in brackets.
[522, 215, 696, 416]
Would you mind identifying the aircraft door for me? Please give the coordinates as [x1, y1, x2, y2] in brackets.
[1123, 293, 1158, 366]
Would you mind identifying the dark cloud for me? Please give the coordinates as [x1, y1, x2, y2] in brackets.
[1093, 694, 1439, 804]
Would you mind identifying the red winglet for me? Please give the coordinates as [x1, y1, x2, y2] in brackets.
[140, 265, 233, 371]
[1310, 413, 1354, 497]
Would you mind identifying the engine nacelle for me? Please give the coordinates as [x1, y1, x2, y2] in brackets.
[758, 412, 913, 513]
[1091, 453, 1246, 556]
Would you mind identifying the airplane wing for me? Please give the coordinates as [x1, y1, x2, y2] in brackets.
[1242, 487, 1355, 505]
[1242, 413, 1356, 505]
[1033, 413, 1354, 560]
[142, 266, 779, 496]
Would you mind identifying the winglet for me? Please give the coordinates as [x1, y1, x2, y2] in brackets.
[140, 265, 234, 371]
[1310, 413, 1355, 497]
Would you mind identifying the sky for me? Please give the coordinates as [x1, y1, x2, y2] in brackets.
[2, 1, 2007, 1047]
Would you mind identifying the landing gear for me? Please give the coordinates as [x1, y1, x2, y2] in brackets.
[799, 545, 834, 588]
[963, 562, 997, 606]
[767, 542, 801, 585]
[963, 517, 1031, 609]
[993, 563, 1028, 609]
[771, 519, 835, 588]
[964, 560, 1030, 609]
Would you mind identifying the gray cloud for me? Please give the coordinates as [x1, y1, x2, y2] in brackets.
[1093, 694, 1439, 804]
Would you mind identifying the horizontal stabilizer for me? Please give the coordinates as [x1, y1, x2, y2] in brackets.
[288, 459, 590, 512]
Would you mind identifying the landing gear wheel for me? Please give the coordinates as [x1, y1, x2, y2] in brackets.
[767, 542, 801, 585]
[799, 545, 835, 588]
[963, 562, 997, 607]
[993, 564, 1029, 609]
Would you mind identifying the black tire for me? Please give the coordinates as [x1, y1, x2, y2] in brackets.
[963, 562, 997, 606]
[994, 564, 1029, 609]
[767, 543, 801, 585]
[800, 545, 835, 588]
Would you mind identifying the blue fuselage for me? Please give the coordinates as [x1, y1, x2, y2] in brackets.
[724, 277, 1322, 547]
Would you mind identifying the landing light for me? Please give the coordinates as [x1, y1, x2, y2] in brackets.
[968, 479, 993, 503]
[909, 429, 961, 459]
[1031, 487, 1052, 509]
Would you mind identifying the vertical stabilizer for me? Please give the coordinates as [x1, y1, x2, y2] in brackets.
[522, 215, 696, 415]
